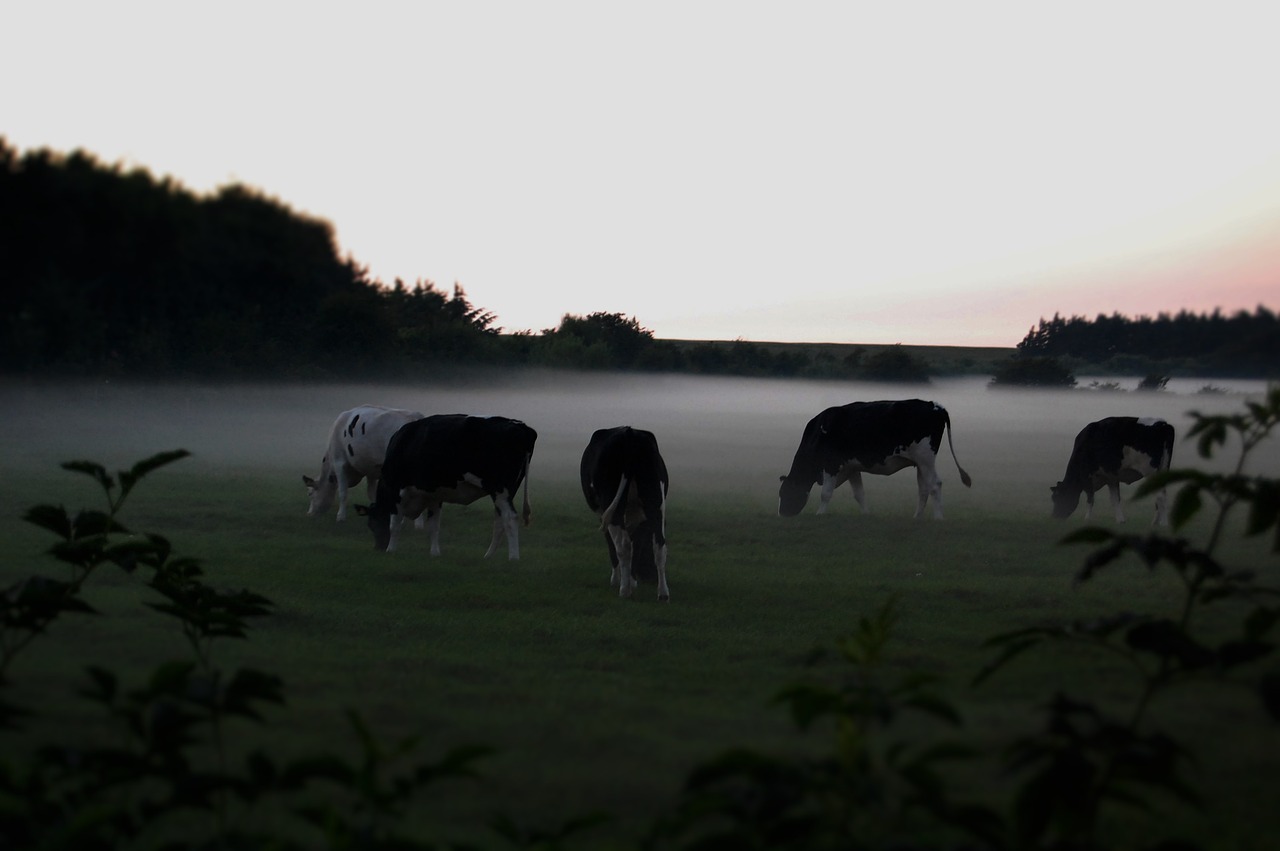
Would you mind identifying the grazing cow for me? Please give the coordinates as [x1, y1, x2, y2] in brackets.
[303, 405, 424, 522]
[1051, 416, 1174, 524]
[580, 427, 670, 601]
[778, 399, 972, 519]
[358, 414, 537, 559]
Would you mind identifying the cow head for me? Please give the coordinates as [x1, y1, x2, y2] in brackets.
[302, 469, 337, 516]
[777, 475, 811, 517]
[1050, 482, 1081, 519]
[355, 502, 393, 550]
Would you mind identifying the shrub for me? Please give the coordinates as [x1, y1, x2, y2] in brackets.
[860, 345, 931, 383]
[989, 356, 1077, 387]
[0, 452, 500, 849]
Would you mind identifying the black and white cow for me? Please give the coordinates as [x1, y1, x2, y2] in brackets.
[778, 399, 972, 519]
[357, 414, 537, 558]
[1051, 416, 1174, 524]
[303, 405, 424, 522]
[580, 427, 670, 601]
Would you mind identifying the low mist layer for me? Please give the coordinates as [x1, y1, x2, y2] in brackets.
[4, 373, 1274, 519]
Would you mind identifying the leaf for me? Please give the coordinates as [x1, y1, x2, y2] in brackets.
[1191, 419, 1230, 459]
[1245, 479, 1280, 543]
[23, 504, 73, 538]
[1170, 486, 1203, 530]
[118, 449, 191, 499]
[222, 668, 287, 720]
[415, 743, 496, 784]
[774, 683, 842, 729]
[72, 509, 130, 537]
[1244, 606, 1280, 642]
[79, 666, 118, 703]
[61, 460, 115, 492]
[1126, 621, 1214, 669]
[103, 537, 171, 573]
[147, 660, 197, 695]
[1214, 639, 1273, 670]
[972, 636, 1042, 686]
[1258, 671, 1280, 721]
[903, 693, 964, 726]
[279, 754, 355, 788]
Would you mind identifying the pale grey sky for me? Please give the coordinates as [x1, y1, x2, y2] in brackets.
[5, 1, 1279, 345]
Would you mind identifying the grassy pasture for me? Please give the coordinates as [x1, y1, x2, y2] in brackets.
[1, 374, 1277, 848]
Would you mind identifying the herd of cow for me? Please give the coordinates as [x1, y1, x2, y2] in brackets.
[302, 399, 1177, 602]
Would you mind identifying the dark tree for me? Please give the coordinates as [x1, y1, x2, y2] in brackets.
[990, 356, 1077, 387]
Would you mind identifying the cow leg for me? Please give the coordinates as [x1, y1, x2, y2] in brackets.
[1110, 483, 1125, 523]
[654, 539, 670, 602]
[606, 525, 636, 598]
[484, 494, 521, 560]
[1083, 489, 1095, 521]
[655, 485, 670, 601]
[849, 472, 868, 514]
[817, 471, 837, 514]
[1153, 486, 1169, 526]
[603, 529, 621, 587]
[335, 464, 350, 522]
[387, 513, 405, 553]
[425, 507, 443, 556]
[915, 463, 944, 519]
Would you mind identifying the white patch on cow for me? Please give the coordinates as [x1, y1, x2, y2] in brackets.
[305, 406, 424, 522]
[655, 480, 670, 602]
[1085, 444, 1167, 524]
[483, 488, 521, 560]
[820, 437, 944, 518]
[386, 486, 434, 553]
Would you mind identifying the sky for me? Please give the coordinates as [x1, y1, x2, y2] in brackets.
[4, 2, 1279, 347]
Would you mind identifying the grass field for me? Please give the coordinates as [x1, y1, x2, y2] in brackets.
[2, 373, 1276, 848]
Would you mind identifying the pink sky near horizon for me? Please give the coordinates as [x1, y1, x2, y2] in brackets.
[3, 2, 1278, 348]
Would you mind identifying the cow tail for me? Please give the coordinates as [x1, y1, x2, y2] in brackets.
[599, 474, 629, 531]
[945, 412, 973, 488]
[521, 452, 533, 527]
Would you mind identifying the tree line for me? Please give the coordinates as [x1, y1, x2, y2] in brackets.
[1, 140, 942, 382]
[3, 139, 1276, 381]
[1016, 309, 1280, 376]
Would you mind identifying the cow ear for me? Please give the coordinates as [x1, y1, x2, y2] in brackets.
[302, 475, 316, 487]
[354, 504, 370, 517]
[779, 475, 786, 483]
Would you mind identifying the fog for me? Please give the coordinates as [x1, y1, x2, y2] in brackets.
[3, 373, 1275, 518]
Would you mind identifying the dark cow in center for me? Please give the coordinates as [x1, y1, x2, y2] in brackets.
[580, 426, 670, 601]
[1051, 416, 1174, 524]
[357, 414, 537, 558]
[778, 399, 972, 518]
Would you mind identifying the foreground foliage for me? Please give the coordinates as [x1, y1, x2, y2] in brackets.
[0, 452, 502, 849]
[649, 387, 1280, 850]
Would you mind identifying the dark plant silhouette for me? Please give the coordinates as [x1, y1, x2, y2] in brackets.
[652, 387, 1280, 851]
[0, 451, 502, 849]
[989, 355, 1077, 388]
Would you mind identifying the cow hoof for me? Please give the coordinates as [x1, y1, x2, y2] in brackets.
[659, 594, 670, 602]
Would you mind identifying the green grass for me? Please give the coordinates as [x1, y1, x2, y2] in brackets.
[1, 456, 1276, 848]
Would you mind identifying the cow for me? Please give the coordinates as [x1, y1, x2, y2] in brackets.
[303, 405, 424, 522]
[357, 414, 537, 559]
[778, 399, 972, 519]
[580, 426, 670, 601]
[1051, 416, 1174, 524]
